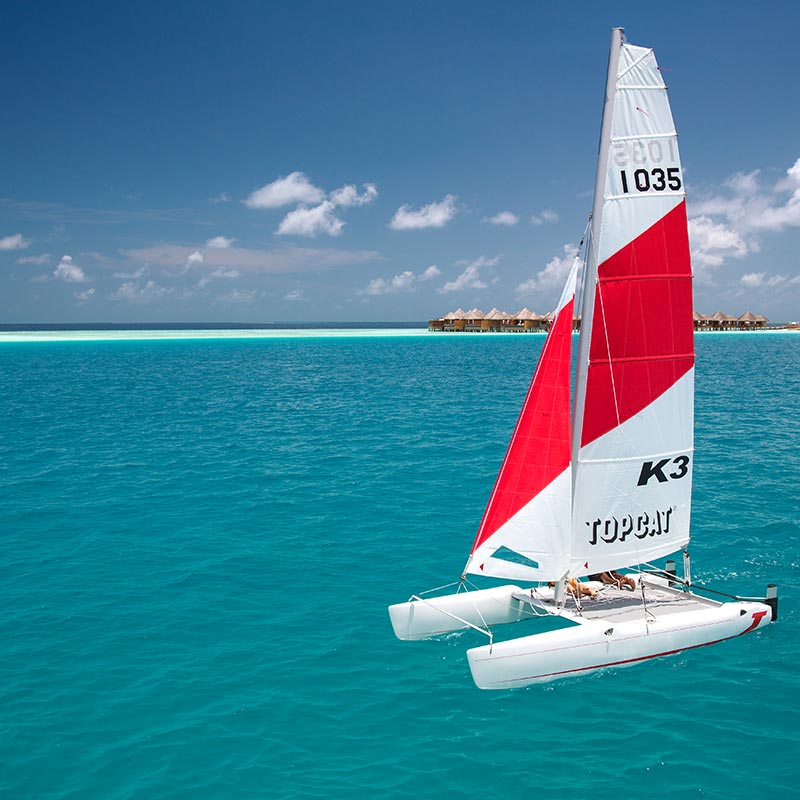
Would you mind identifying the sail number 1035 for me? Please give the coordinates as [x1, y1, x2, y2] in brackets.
[620, 167, 682, 194]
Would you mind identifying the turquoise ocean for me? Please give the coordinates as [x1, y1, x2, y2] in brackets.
[1, 329, 798, 799]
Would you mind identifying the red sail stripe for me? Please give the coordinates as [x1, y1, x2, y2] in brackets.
[471, 298, 574, 553]
[581, 201, 694, 448]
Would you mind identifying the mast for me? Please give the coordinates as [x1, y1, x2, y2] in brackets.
[567, 32, 694, 577]
[571, 27, 624, 486]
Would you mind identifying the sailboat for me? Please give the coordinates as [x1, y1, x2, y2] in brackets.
[388, 28, 776, 689]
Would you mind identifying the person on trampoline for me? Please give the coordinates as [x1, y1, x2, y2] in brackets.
[589, 570, 636, 591]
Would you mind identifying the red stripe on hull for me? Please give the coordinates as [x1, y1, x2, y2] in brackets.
[496, 633, 736, 684]
[484, 614, 768, 685]
[581, 201, 694, 447]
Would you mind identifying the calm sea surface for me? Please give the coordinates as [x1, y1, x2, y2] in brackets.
[1, 331, 798, 799]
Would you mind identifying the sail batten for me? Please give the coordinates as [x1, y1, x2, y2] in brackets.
[591, 353, 695, 365]
[597, 274, 691, 283]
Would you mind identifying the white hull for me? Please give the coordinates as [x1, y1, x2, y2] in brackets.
[386, 34, 776, 688]
[388, 585, 524, 641]
[467, 599, 772, 689]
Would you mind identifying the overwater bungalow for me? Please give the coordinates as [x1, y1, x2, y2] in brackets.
[693, 310, 768, 331]
[430, 308, 769, 332]
[738, 311, 768, 330]
[512, 308, 548, 332]
[464, 308, 485, 332]
[707, 311, 735, 331]
[441, 308, 468, 331]
[481, 308, 510, 331]
[505, 308, 529, 332]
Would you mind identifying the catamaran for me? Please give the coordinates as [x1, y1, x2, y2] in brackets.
[388, 28, 776, 689]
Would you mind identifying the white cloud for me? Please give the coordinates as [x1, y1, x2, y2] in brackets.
[531, 209, 559, 226]
[725, 170, 761, 196]
[277, 201, 344, 237]
[740, 272, 765, 287]
[53, 255, 88, 283]
[389, 194, 457, 230]
[420, 264, 440, 281]
[212, 267, 240, 278]
[776, 158, 800, 192]
[113, 267, 147, 279]
[688, 157, 800, 271]
[453, 255, 501, 270]
[209, 192, 231, 204]
[483, 211, 519, 226]
[361, 271, 415, 296]
[242, 174, 377, 237]
[330, 183, 378, 207]
[688, 215, 749, 281]
[244, 172, 325, 209]
[18, 253, 51, 265]
[360, 264, 441, 296]
[0, 233, 30, 250]
[705, 162, 800, 232]
[439, 266, 487, 293]
[739, 272, 787, 288]
[437, 256, 499, 294]
[284, 289, 304, 301]
[74, 288, 95, 302]
[516, 244, 579, 295]
[182, 249, 204, 273]
[109, 280, 173, 302]
[197, 267, 241, 288]
[205, 235, 235, 249]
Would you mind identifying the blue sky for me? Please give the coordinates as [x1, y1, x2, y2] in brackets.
[2, 0, 799, 324]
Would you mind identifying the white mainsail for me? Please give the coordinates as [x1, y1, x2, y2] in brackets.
[467, 34, 694, 581]
[570, 34, 694, 576]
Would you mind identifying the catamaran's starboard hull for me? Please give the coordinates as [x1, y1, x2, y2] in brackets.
[467, 600, 772, 689]
[388, 585, 524, 640]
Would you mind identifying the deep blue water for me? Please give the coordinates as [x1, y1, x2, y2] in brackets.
[1, 332, 798, 798]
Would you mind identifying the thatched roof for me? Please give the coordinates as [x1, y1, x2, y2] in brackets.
[513, 307, 543, 321]
[465, 308, 485, 319]
[738, 311, 757, 322]
[484, 308, 509, 320]
[443, 308, 468, 320]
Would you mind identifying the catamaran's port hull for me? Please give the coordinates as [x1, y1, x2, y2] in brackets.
[388, 585, 525, 640]
[467, 599, 772, 689]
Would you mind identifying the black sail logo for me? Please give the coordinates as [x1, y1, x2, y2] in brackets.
[637, 455, 690, 486]
[587, 508, 673, 546]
